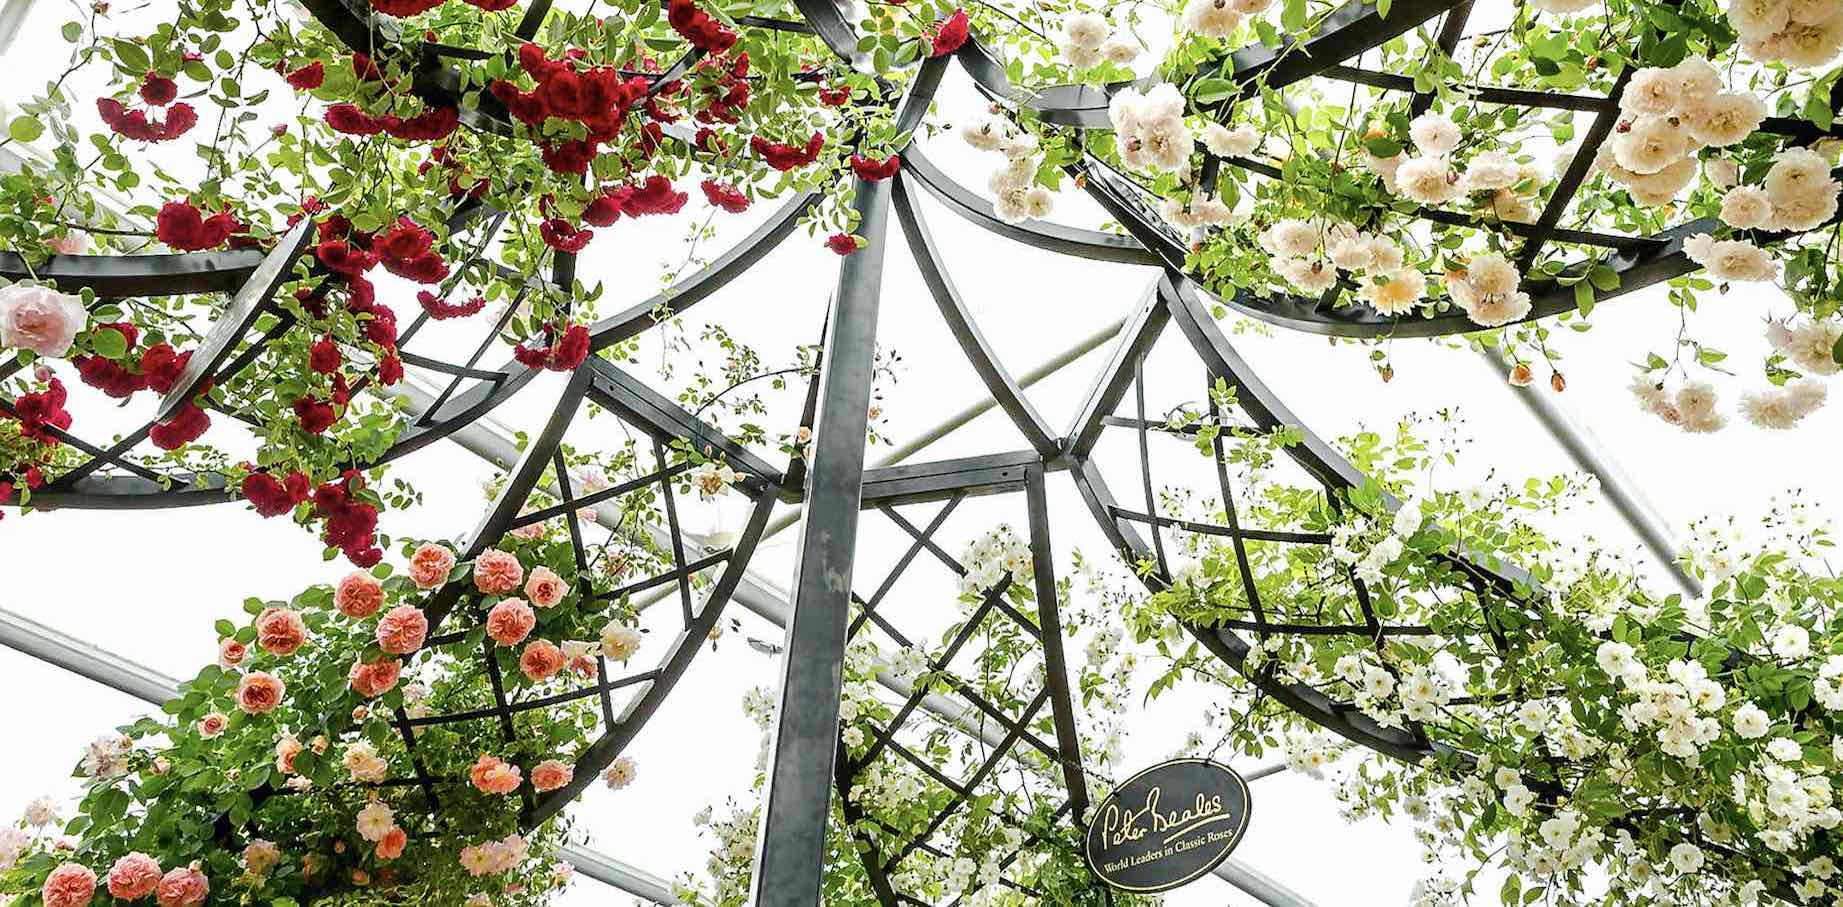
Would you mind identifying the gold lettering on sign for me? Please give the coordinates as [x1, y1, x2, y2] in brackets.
[1101, 784, 1229, 853]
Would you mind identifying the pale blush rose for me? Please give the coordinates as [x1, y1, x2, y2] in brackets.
[530, 759, 573, 792]
[524, 566, 567, 608]
[469, 754, 523, 795]
[408, 543, 457, 589]
[196, 712, 228, 738]
[256, 607, 309, 656]
[154, 866, 208, 907]
[473, 548, 524, 596]
[1612, 116, 1691, 174]
[46, 233, 91, 256]
[107, 853, 162, 900]
[348, 656, 403, 698]
[1620, 66, 1681, 117]
[1360, 268, 1426, 315]
[335, 572, 385, 619]
[519, 640, 567, 682]
[42, 862, 97, 907]
[600, 623, 643, 662]
[1720, 186, 1774, 229]
[355, 801, 395, 842]
[1395, 155, 1462, 204]
[602, 754, 637, 790]
[0, 285, 89, 358]
[242, 840, 281, 877]
[237, 671, 286, 715]
[375, 605, 429, 655]
[217, 638, 248, 668]
[376, 826, 407, 861]
[1408, 112, 1460, 156]
[486, 598, 536, 647]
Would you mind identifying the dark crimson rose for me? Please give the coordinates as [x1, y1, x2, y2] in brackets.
[693, 128, 727, 154]
[518, 43, 560, 80]
[929, 8, 970, 56]
[154, 201, 235, 251]
[315, 240, 377, 277]
[377, 353, 404, 386]
[700, 180, 750, 213]
[309, 336, 342, 374]
[667, 0, 737, 53]
[750, 132, 824, 171]
[537, 69, 586, 120]
[325, 103, 385, 136]
[241, 470, 308, 517]
[582, 188, 629, 227]
[149, 401, 211, 450]
[139, 73, 178, 106]
[384, 106, 459, 141]
[849, 153, 901, 181]
[539, 139, 596, 175]
[357, 304, 398, 349]
[293, 397, 337, 435]
[416, 290, 487, 320]
[14, 379, 71, 445]
[826, 232, 861, 255]
[369, 0, 444, 17]
[539, 218, 593, 253]
[818, 86, 851, 106]
[96, 98, 197, 141]
[514, 324, 592, 371]
[76, 356, 146, 398]
[461, 0, 518, 9]
[621, 176, 687, 216]
[140, 343, 191, 394]
[286, 61, 325, 90]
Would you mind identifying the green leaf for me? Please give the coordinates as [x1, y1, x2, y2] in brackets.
[61, 20, 82, 42]
[91, 326, 128, 358]
[1192, 77, 1237, 105]
[1831, 331, 1843, 365]
[1573, 281, 1594, 316]
[1282, 0, 1307, 32]
[7, 115, 44, 143]
[1364, 136, 1402, 158]
[112, 39, 150, 74]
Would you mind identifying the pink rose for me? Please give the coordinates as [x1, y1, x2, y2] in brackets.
[376, 826, 407, 860]
[256, 607, 308, 656]
[196, 712, 227, 738]
[46, 232, 91, 256]
[524, 566, 567, 608]
[348, 656, 402, 698]
[531, 759, 573, 792]
[473, 548, 524, 596]
[236, 671, 285, 714]
[485, 598, 536, 647]
[519, 639, 565, 682]
[107, 853, 161, 900]
[375, 605, 429, 655]
[217, 638, 247, 668]
[154, 866, 208, 907]
[335, 572, 385, 619]
[42, 862, 97, 907]
[468, 753, 522, 795]
[0, 285, 88, 358]
[408, 542, 457, 590]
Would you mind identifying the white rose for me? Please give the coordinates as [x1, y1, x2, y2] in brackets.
[0, 284, 88, 358]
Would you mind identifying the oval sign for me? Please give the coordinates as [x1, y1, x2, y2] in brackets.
[1084, 758, 1252, 893]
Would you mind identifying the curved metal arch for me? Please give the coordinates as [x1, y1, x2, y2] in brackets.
[0, 246, 274, 299]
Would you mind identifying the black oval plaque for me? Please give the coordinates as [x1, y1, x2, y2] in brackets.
[1084, 758, 1252, 893]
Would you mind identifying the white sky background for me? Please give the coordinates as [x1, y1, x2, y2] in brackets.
[5, 0, 1843, 904]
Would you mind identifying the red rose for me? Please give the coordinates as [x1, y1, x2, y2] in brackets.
[751, 132, 824, 171]
[285, 61, 324, 90]
[241, 470, 310, 517]
[13, 378, 71, 444]
[140, 343, 191, 394]
[356, 304, 398, 348]
[309, 336, 342, 374]
[462, 0, 518, 9]
[370, 0, 444, 16]
[667, 0, 737, 53]
[76, 356, 145, 398]
[818, 86, 851, 106]
[849, 153, 901, 181]
[149, 401, 211, 450]
[293, 397, 337, 434]
[825, 232, 861, 255]
[416, 290, 487, 320]
[550, 324, 590, 370]
[539, 139, 597, 175]
[96, 98, 196, 141]
[155, 201, 236, 251]
[377, 353, 404, 386]
[928, 8, 970, 56]
[621, 176, 688, 216]
[315, 240, 377, 277]
[325, 103, 385, 136]
[139, 73, 178, 106]
[700, 180, 750, 213]
[582, 188, 629, 226]
[539, 218, 593, 253]
[385, 105, 459, 141]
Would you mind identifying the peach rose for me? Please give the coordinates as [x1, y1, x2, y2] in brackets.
[335, 572, 385, 619]
[256, 607, 309, 657]
[524, 566, 567, 608]
[348, 656, 402, 699]
[275, 734, 303, 774]
[409, 542, 457, 589]
[485, 598, 536, 647]
[376, 826, 407, 861]
[530, 759, 572, 792]
[107, 853, 161, 900]
[468, 753, 522, 795]
[0, 284, 88, 358]
[154, 866, 208, 907]
[42, 862, 97, 907]
[236, 671, 285, 714]
[217, 638, 247, 668]
[242, 840, 280, 877]
[519, 640, 566, 682]
[473, 548, 524, 596]
[375, 605, 428, 655]
[196, 712, 228, 738]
